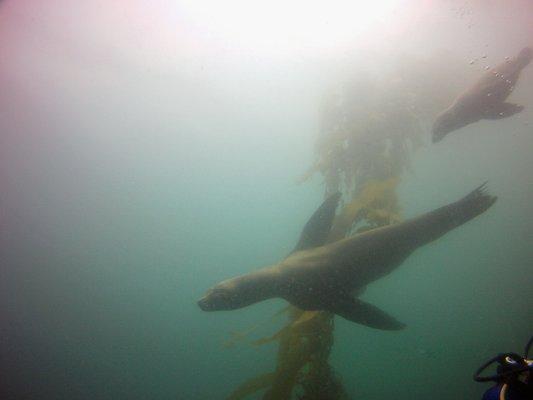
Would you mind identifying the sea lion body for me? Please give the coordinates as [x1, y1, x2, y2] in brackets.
[198, 184, 496, 330]
[433, 47, 532, 143]
[277, 230, 410, 308]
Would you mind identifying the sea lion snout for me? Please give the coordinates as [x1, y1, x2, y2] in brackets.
[197, 280, 248, 311]
[197, 296, 212, 311]
[197, 289, 225, 311]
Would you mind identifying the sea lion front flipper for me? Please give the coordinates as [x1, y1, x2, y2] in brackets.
[291, 192, 341, 253]
[483, 103, 524, 119]
[328, 296, 406, 331]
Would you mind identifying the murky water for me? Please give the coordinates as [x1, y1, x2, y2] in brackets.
[1, 1, 532, 399]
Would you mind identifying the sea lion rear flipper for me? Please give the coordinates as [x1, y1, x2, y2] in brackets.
[328, 296, 405, 331]
[291, 192, 341, 253]
[483, 103, 524, 119]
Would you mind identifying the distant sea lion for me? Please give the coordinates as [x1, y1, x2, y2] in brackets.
[432, 47, 532, 143]
[198, 184, 496, 330]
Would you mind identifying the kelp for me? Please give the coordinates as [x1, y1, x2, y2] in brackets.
[262, 309, 335, 400]
[226, 62, 427, 400]
[223, 186, 388, 400]
[223, 306, 291, 349]
[225, 308, 338, 400]
[329, 177, 400, 242]
[301, 82, 424, 198]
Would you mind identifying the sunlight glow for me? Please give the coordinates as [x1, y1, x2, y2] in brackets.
[178, 0, 402, 55]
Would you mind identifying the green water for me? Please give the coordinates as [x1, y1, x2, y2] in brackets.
[1, 1, 532, 399]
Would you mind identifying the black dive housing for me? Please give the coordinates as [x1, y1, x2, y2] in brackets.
[474, 336, 533, 383]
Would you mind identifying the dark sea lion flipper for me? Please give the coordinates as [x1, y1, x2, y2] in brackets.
[395, 182, 497, 248]
[483, 103, 524, 119]
[516, 47, 533, 68]
[327, 296, 406, 331]
[291, 192, 342, 253]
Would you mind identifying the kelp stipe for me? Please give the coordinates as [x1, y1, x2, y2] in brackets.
[224, 59, 458, 399]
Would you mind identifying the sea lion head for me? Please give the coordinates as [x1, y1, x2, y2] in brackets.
[197, 273, 271, 311]
[197, 278, 244, 311]
[432, 108, 461, 143]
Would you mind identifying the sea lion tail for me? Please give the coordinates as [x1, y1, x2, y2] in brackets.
[405, 182, 497, 246]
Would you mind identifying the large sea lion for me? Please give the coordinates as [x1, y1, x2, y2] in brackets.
[198, 184, 496, 330]
[432, 47, 532, 143]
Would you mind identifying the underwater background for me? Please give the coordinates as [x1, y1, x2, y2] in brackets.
[1, 1, 532, 399]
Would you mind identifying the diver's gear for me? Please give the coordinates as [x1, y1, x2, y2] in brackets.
[474, 336, 533, 383]
[482, 382, 533, 400]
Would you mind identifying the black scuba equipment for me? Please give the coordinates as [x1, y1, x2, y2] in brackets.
[474, 336, 533, 383]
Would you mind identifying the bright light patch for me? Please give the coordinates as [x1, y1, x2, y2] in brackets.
[178, 0, 401, 55]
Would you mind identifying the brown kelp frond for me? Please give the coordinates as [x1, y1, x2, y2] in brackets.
[328, 177, 400, 241]
[223, 306, 292, 348]
[366, 208, 401, 226]
[305, 70, 426, 196]
[262, 311, 335, 400]
[252, 327, 288, 346]
[292, 311, 322, 329]
[251, 175, 402, 399]
[227, 54, 442, 400]
[224, 306, 336, 400]
[223, 331, 251, 349]
[294, 161, 322, 185]
[250, 309, 328, 346]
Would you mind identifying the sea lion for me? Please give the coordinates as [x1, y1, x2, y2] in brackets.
[432, 47, 532, 143]
[198, 184, 496, 330]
